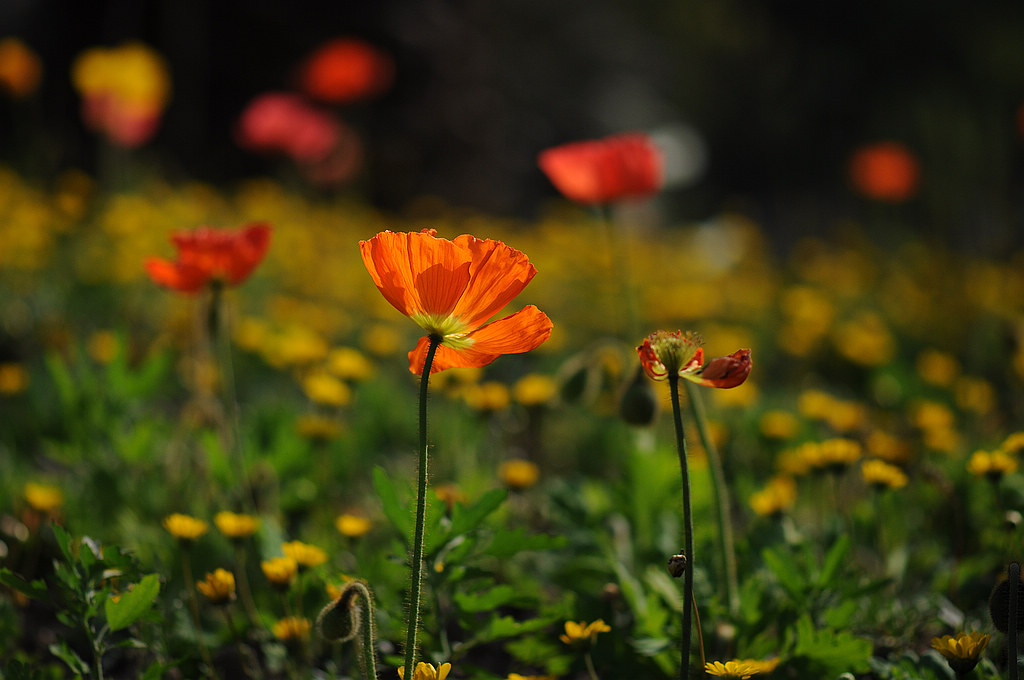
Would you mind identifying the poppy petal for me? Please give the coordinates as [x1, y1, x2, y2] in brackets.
[407, 305, 553, 374]
[685, 349, 752, 388]
[145, 258, 209, 293]
[225, 222, 273, 283]
[361, 231, 471, 320]
[450, 235, 538, 329]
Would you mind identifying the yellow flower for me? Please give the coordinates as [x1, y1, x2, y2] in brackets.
[282, 540, 328, 569]
[704, 660, 757, 679]
[196, 568, 235, 605]
[512, 373, 558, 407]
[295, 413, 343, 441]
[261, 556, 298, 588]
[326, 574, 355, 600]
[435, 483, 467, 510]
[213, 511, 260, 539]
[749, 476, 797, 517]
[967, 450, 1017, 481]
[559, 619, 610, 650]
[397, 662, 452, 680]
[499, 459, 540, 490]
[462, 381, 511, 412]
[861, 459, 908, 490]
[758, 410, 801, 440]
[813, 438, 863, 472]
[272, 616, 311, 641]
[335, 513, 372, 538]
[955, 376, 996, 415]
[163, 513, 209, 541]
[0, 362, 29, 394]
[24, 482, 63, 513]
[327, 346, 374, 381]
[931, 632, 990, 675]
[361, 323, 404, 357]
[86, 330, 120, 364]
[1002, 431, 1024, 455]
[507, 675, 558, 680]
[742, 658, 781, 674]
[302, 370, 352, 407]
[916, 349, 960, 387]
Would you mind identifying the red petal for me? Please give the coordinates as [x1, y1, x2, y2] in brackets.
[144, 258, 209, 294]
[688, 349, 752, 388]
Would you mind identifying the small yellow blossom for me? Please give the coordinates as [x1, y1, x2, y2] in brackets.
[0, 362, 29, 394]
[512, 373, 558, 407]
[163, 513, 209, 541]
[295, 413, 343, 441]
[86, 330, 120, 364]
[282, 540, 328, 569]
[499, 459, 540, 490]
[326, 574, 355, 600]
[302, 371, 351, 407]
[704, 660, 757, 678]
[813, 438, 863, 472]
[758, 410, 801, 440]
[559, 619, 610, 650]
[272, 616, 311, 641]
[507, 674, 558, 680]
[749, 476, 797, 517]
[261, 556, 298, 588]
[24, 482, 63, 513]
[912, 400, 955, 432]
[865, 429, 912, 464]
[967, 450, 1017, 481]
[861, 459, 908, 490]
[742, 658, 781, 674]
[1002, 431, 1024, 455]
[361, 323, 403, 357]
[398, 661, 451, 680]
[326, 346, 374, 381]
[213, 511, 260, 539]
[435, 483, 467, 510]
[916, 349, 960, 387]
[955, 376, 996, 415]
[463, 381, 511, 412]
[335, 513, 372, 538]
[931, 632, 990, 675]
[196, 568, 235, 605]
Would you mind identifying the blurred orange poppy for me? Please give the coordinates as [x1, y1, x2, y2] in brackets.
[637, 330, 751, 388]
[146, 223, 272, 294]
[0, 38, 42, 98]
[848, 141, 919, 202]
[538, 132, 662, 204]
[360, 229, 552, 374]
[299, 37, 394, 104]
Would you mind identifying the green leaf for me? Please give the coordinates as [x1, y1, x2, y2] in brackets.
[485, 528, 568, 559]
[49, 641, 90, 676]
[372, 466, 411, 541]
[0, 568, 48, 600]
[448, 488, 507, 537]
[105, 573, 160, 632]
[51, 522, 74, 564]
[790, 614, 872, 676]
[453, 584, 518, 613]
[815, 535, 851, 590]
[762, 546, 806, 600]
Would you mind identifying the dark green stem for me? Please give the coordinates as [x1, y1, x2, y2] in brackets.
[1010, 561, 1019, 680]
[682, 380, 739, 616]
[403, 336, 442, 677]
[669, 375, 694, 680]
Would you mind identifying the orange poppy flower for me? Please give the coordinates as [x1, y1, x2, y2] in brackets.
[360, 229, 552, 375]
[848, 141, 919, 202]
[538, 132, 662, 204]
[299, 37, 394, 104]
[146, 223, 272, 294]
[637, 330, 751, 388]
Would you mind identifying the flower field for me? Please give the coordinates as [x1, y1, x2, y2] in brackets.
[3, 16, 1024, 680]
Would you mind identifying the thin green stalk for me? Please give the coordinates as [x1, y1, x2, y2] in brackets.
[669, 375, 694, 680]
[682, 380, 739, 616]
[1010, 561, 1019, 680]
[403, 335, 442, 677]
[181, 548, 220, 680]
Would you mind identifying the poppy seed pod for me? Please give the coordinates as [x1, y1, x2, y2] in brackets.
[988, 562, 1024, 634]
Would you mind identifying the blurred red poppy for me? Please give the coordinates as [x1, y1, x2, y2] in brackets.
[146, 223, 272, 294]
[236, 92, 341, 163]
[360, 229, 552, 375]
[299, 38, 394, 104]
[538, 133, 663, 204]
[848, 141, 920, 202]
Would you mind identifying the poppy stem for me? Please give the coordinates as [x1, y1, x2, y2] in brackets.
[1010, 561, 1020, 680]
[682, 380, 740, 617]
[668, 374, 694, 680]
[403, 335, 442, 678]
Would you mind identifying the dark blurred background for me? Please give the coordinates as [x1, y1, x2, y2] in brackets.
[3, 0, 1024, 250]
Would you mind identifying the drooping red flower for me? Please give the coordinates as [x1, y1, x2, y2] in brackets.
[637, 330, 751, 388]
[145, 223, 272, 294]
[848, 141, 920, 202]
[538, 133, 663, 204]
[360, 229, 552, 375]
[299, 37, 394, 104]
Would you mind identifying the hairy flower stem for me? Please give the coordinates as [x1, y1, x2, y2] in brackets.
[682, 380, 739, 616]
[181, 548, 221, 680]
[669, 374, 694, 680]
[403, 335, 442, 677]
